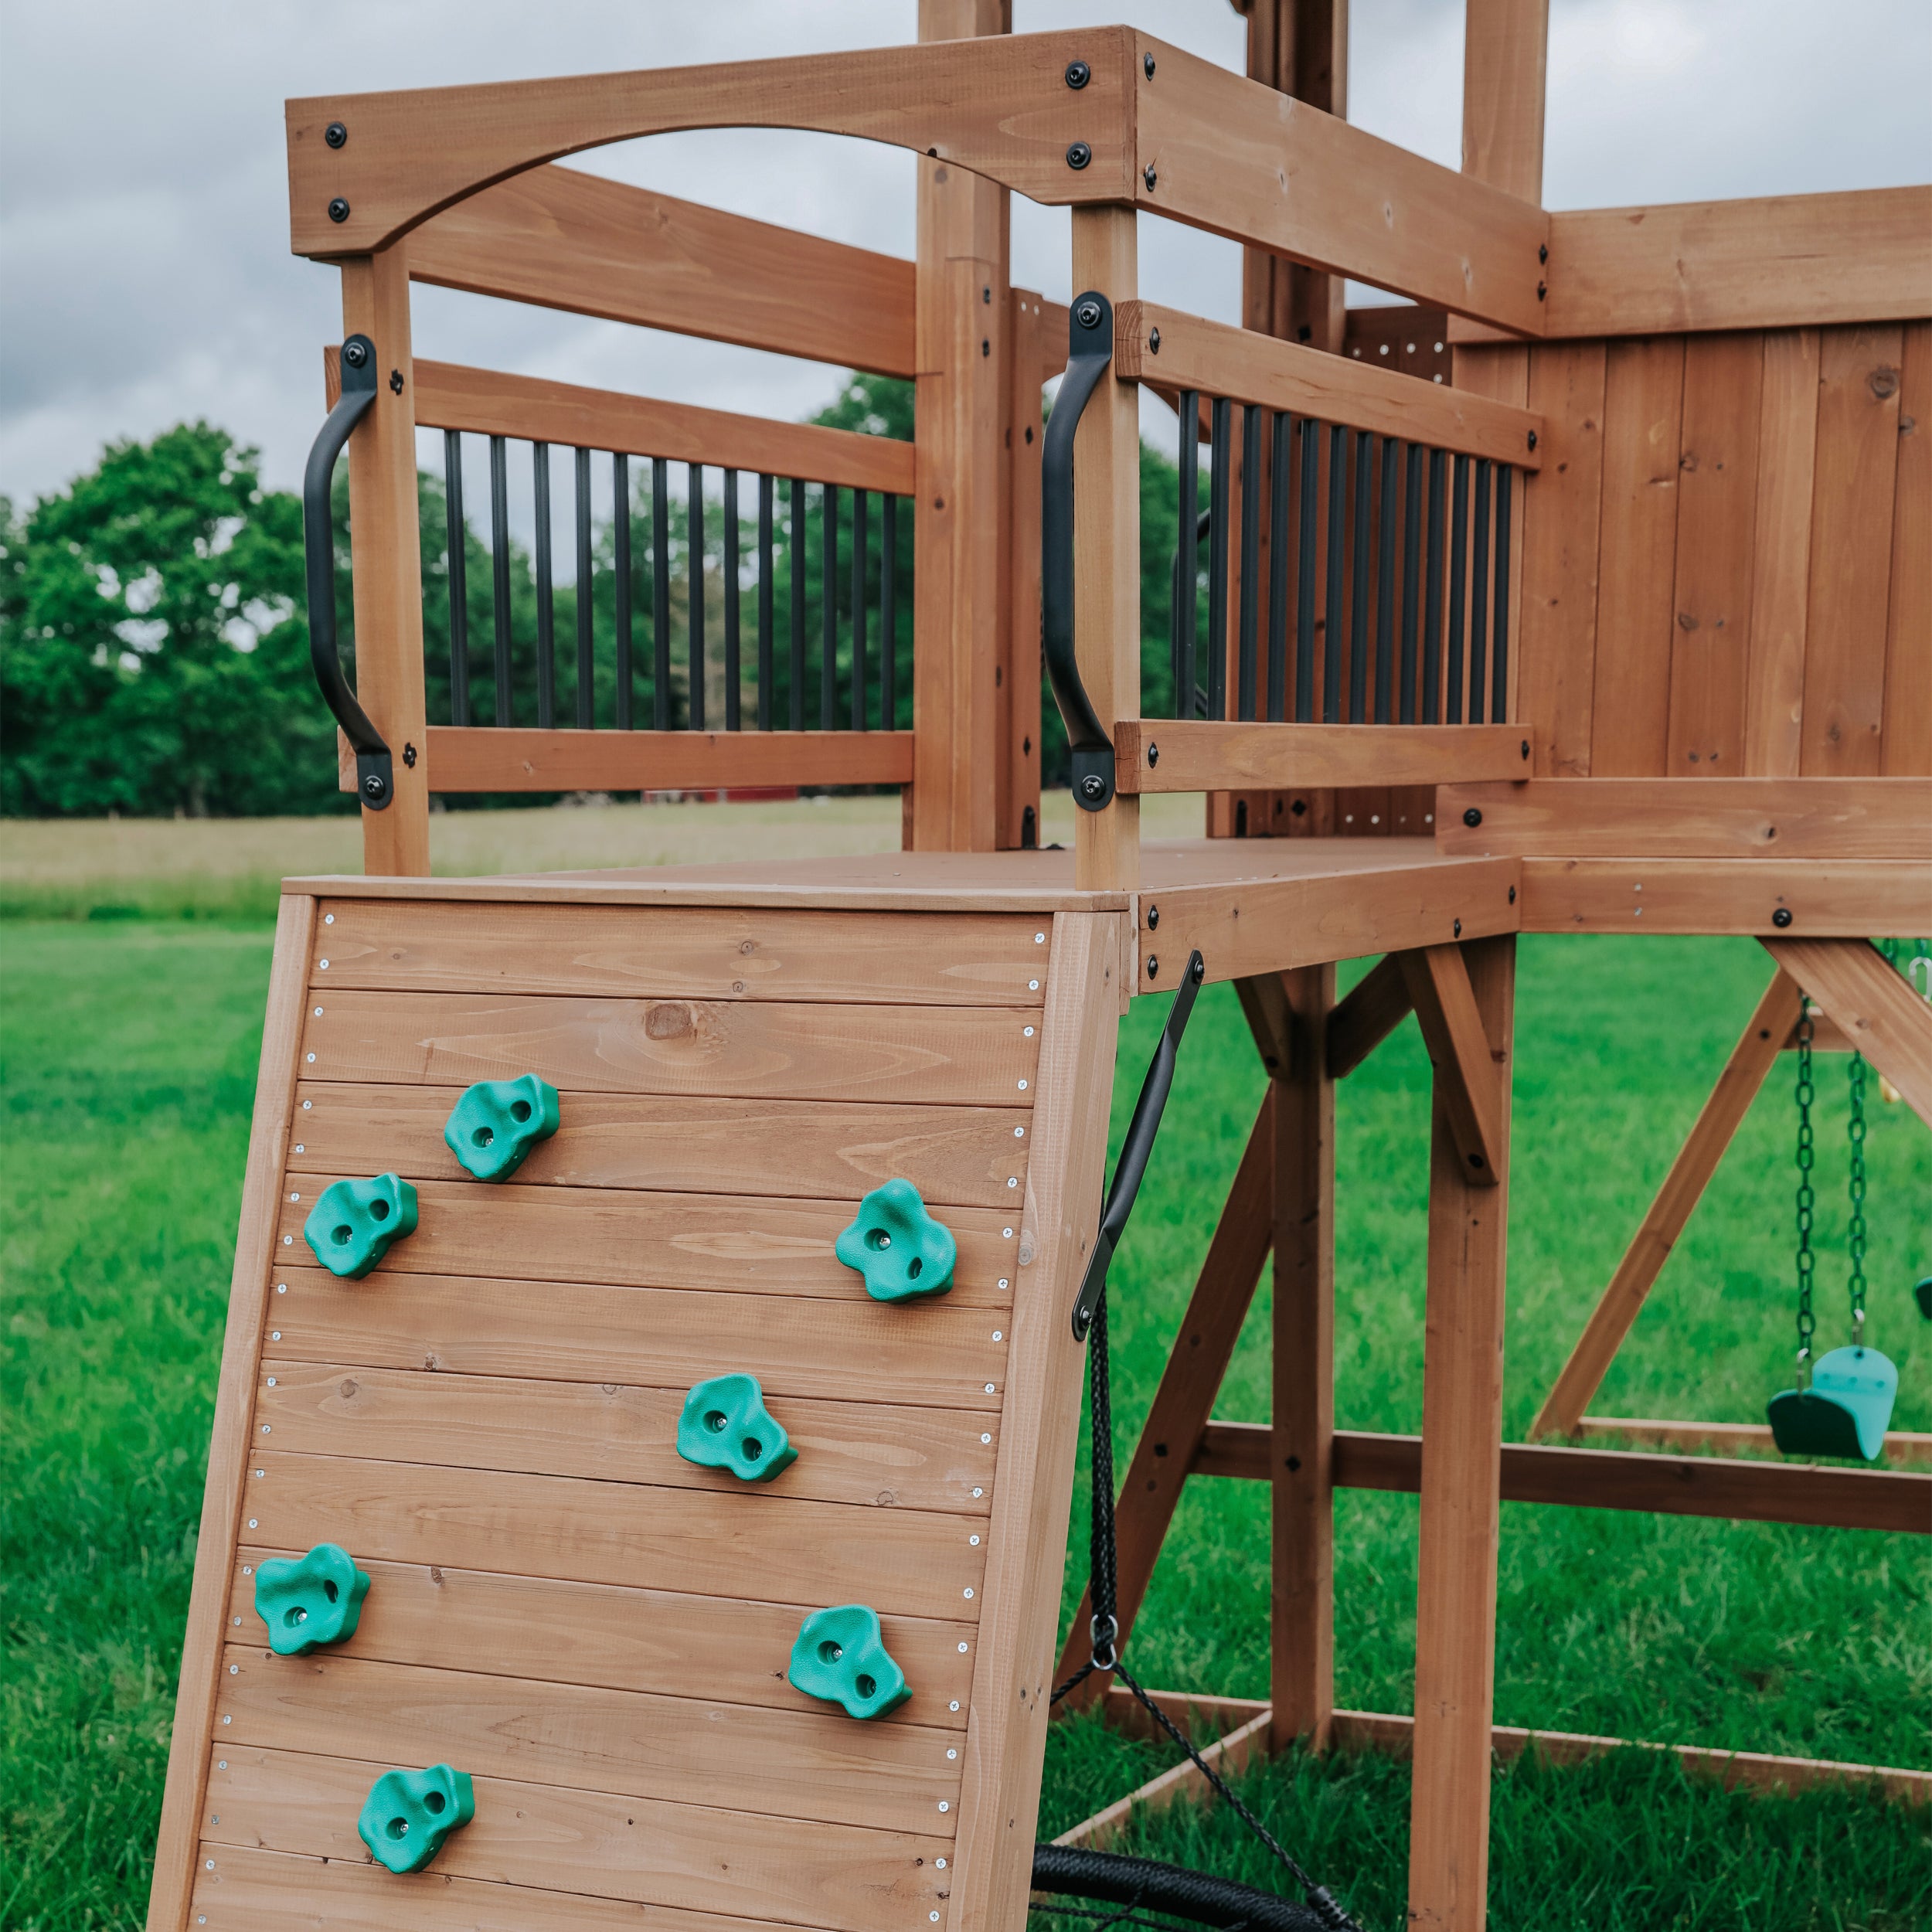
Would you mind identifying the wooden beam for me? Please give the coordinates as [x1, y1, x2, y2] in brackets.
[422, 727, 913, 795]
[1051, 1707, 1274, 1851]
[1764, 937, 1932, 1127]
[1325, 954, 1413, 1080]
[1051, 1095, 1277, 1711]
[1194, 1423, 1932, 1534]
[1531, 971, 1802, 1439]
[1001, 287, 1047, 849]
[1116, 303, 1543, 468]
[1400, 944, 1505, 1185]
[1115, 720, 1532, 794]
[1461, 0, 1548, 206]
[1409, 933, 1515, 1932]
[1520, 859, 1930, 937]
[409, 359, 913, 495]
[1578, 1417, 1932, 1468]
[407, 165, 917, 376]
[1438, 778, 1932, 860]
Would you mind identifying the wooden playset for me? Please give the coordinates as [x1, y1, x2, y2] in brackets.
[149, 4, 1929, 1927]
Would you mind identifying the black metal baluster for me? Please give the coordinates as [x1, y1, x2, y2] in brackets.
[1207, 396, 1230, 719]
[688, 464, 706, 733]
[532, 442, 553, 730]
[1423, 448, 1446, 723]
[723, 468, 740, 732]
[574, 446, 593, 729]
[1400, 443, 1422, 725]
[820, 484, 837, 731]
[444, 430, 469, 726]
[613, 453, 632, 731]
[849, 489, 868, 730]
[789, 478, 805, 731]
[1376, 436, 1399, 723]
[757, 474, 774, 731]
[881, 494, 898, 730]
[1323, 423, 1346, 723]
[1177, 390, 1199, 718]
[1237, 404, 1262, 721]
[1493, 465, 1513, 723]
[1468, 457, 1492, 725]
[488, 435, 512, 726]
[1267, 410, 1291, 723]
[1295, 418, 1318, 722]
[1446, 454, 1469, 723]
[1349, 430, 1372, 724]
[651, 457, 670, 730]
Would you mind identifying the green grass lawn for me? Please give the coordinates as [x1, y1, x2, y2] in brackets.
[2, 909, 1927, 1930]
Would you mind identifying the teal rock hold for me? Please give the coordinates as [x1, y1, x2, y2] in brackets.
[1767, 1345, 1899, 1462]
[253, 1542, 370, 1656]
[834, 1179, 957, 1302]
[788, 1604, 910, 1720]
[357, 1763, 475, 1874]
[676, 1372, 797, 1482]
[303, 1173, 418, 1280]
[443, 1073, 560, 1181]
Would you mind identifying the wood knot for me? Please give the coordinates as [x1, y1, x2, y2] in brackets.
[1869, 366, 1900, 400]
[645, 1002, 697, 1040]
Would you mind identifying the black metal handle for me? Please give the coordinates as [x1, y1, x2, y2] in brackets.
[304, 333, 392, 810]
[1043, 291, 1117, 813]
[1072, 949, 1206, 1340]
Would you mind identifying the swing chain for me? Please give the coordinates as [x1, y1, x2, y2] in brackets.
[1847, 1049, 1867, 1345]
[1793, 1003, 1815, 1386]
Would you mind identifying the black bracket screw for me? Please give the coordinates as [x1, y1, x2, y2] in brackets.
[1147, 740, 1159, 766]
[1078, 772, 1107, 802]
[1454, 919, 1463, 937]
[361, 771, 388, 803]
[1464, 808, 1483, 827]
[1074, 298, 1103, 331]
[1527, 430, 1539, 451]
[328, 196, 351, 224]
[1148, 327, 1161, 354]
[341, 338, 369, 370]
[1520, 739, 1531, 759]
[1146, 956, 1159, 981]
[1146, 905, 1160, 930]
[1064, 60, 1090, 88]
[1143, 165, 1158, 191]
[325, 121, 348, 149]
[1509, 885, 1517, 904]
[1772, 907, 1794, 928]
[1066, 142, 1092, 171]
[1143, 52, 1155, 77]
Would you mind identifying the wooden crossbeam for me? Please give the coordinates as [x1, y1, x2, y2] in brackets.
[423, 728, 913, 796]
[1326, 954, 1413, 1080]
[1400, 944, 1505, 1185]
[1763, 937, 1932, 1128]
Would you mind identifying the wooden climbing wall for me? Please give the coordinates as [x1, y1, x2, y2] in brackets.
[148, 887, 1123, 1931]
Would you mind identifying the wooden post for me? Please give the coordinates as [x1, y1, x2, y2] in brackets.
[1070, 206, 1141, 893]
[1409, 933, 1515, 1932]
[340, 243, 430, 876]
[1002, 288, 1046, 848]
[911, 0, 1011, 854]
[1270, 964, 1336, 1749]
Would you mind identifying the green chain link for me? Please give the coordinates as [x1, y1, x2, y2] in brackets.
[1793, 1003, 1815, 1384]
[1847, 1049, 1867, 1345]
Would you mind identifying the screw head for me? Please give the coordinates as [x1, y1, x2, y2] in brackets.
[1143, 164, 1158, 192]
[1509, 885, 1518, 904]
[1146, 739, 1159, 766]
[1454, 918, 1463, 937]
[1537, 281, 1547, 301]
[1148, 326, 1161, 354]
[1144, 52, 1155, 77]
[327, 196, 351, 224]
[1146, 955, 1159, 981]
[1065, 141, 1093, 172]
[1527, 429, 1539, 451]
[361, 772, 386, 801]
[402, 741, 417, 768]
[389, 368, 404, 395]
[341, 338, 369, 369]
[1539, 243, 1549, 264]
[325, 121, 348, 149]
[1074, 298, 1103, 330]
[1464, 807, 1483, 828]
[1064, 59, 1090, 89]
[1772, 907, 1794, 928]
[1146, 905, 1160, 930]
[1078, 771, 1106, 801]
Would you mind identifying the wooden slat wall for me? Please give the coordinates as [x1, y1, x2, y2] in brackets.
[1509, 319, 1930, 777]
[164, 896, 1111, 1931]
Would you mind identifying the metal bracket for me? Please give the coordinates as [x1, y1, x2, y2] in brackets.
[1042, 291, 1117, 812]
[1071, 949, 1207, 1340]
[304, 333, 393, 811]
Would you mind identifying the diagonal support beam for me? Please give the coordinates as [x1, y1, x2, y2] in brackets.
[1400, 944, 1505, 1186]
[1764, 937, 1932, 1128]
[1326, 953, 1414, 1080]
[1531, 970, 1802, 1440]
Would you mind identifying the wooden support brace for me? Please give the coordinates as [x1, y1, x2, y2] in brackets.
[1400, 944, 1505, 1186]
[1325, 954, 1413, 1080]
[1763, 937, 1932, 1128]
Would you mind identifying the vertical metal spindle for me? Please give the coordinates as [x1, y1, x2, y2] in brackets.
[444, 430, 469, 727]
[1237, 404, 1262, 720]
[1323, 423, 1346, 722]
[1176, 390, 1199, 718]
[789, 479, 805, 731]
[1294, 417, 1319, 722]
[1423, 449, 1446, 723]
[757, 474, 774, 732]
[820, 484, 837, 731]
[850, 490, 868, 730]
[488, 435, 512, 726]
[1267, 410, 1291, 722]
[613, 452, 632, 731]
[1376, 436, 1398, 723]
[532, 442, 553, 730]
[1400, 444, 1422, 725]
[688, 464, 706, 733]
[723, 468, 740, 732]
[1492, 465, 1513, 723]
[1207, 396, 1231, 719]
[651, 457, 669, 730]
[1349, 430, 1372, 724]
[1446, 454, 1469, 724]
[574, 446, 593, 729]
[881, 495, 898, 731]
[1468, 457, 1492, 725]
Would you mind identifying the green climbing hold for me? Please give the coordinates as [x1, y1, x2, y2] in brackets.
[835, 1179, 956, 1302]
[253, 1543, 370, 1655]
[676, 1372, 797, 1482]
[1767, 1345, 1898, 1461]
[1915, 1274, 1932, 1321]
[356, 1763, 475, 1874]
[303, 1174, 418, 1280]
[443, 1073, 560, 1182]
[787, 1604, 910, 1720]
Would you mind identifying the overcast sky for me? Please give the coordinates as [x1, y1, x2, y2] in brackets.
[2, 0, 1927, 509]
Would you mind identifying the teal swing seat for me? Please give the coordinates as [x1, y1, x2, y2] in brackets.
[1766, 1345, 1898, 1462]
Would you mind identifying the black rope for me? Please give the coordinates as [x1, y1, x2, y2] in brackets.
[1050, 1286, 1360, 1932]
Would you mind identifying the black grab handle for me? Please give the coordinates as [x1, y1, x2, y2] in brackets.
[1041, 291, 1117, 813]
[304, 333, 392, 810]
[1071, 949, 1207, 1340]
